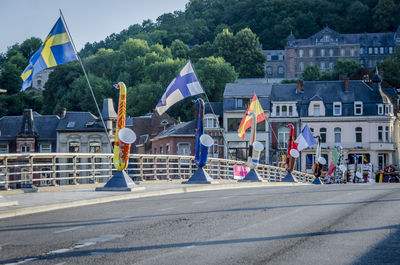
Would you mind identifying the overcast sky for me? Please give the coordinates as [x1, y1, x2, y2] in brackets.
[0, 0, 189, 54]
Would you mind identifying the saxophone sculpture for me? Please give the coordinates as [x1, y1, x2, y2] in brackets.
[313, 136, 326, 178]
[286, 124, 299, 173]
[247, 112, 264, 169]
[113, 82, 136, 171]
[194, 98, 213, 168]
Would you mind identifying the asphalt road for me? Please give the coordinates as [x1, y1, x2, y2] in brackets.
[1, 184, 400, 265]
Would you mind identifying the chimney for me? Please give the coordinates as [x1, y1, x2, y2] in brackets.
[59, 108, 67, 119]
[344, 78, 349, 92]
[296, 80, 303, 93]
[372, 66, 382, 91]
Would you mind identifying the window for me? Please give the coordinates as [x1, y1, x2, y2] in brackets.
[299, 49, 304, 57]
[89, 142, 101, 153]
[329, 49, 334, 56]
[374, 47, 378, 54]
[278, 54, 284, 60]
[385, 104, 391, 115]
[309, 49, 314, 57]
[69, 141, 80, 153]
[267, 55, 271, 61]
[267, 66, 273, 75]
[389, 47, 393, 54]
[166, 144, 170, 154]
[177, 143, 190, 156]
[329, 62, 334, 71]
[236, 98, 249, 109]
[355, 127, 362, 145]
[340, 48, 345, 56]
[21, 145, 30, 153]
[378, 104, 384, 115]
[378, 126, 383, 141]
[313, 104, 320, 116]
[282, 105, 287, 116]
[350, 48, 355, 56]
[354, 102, 363, 115]
[334, 128, 341, 145]
[205, 117, 217, 128]
[67, 121, 75, 128]
[278, 126, 290, 149]
[154, 147, 157, 154]
[320, 128, 327, 144]
[257, 121, 266, 131]
[299, 62, 304, 71]
[378, 153, 387, 170]
[320, 61, 325, 71]
[333, 102, 342, 116]
[40, 144, 51, 153]
[159, 146, 163, 154]
[0, 144, 8, 153]
[278, 66, 284, 74]
[385, 126, 389, 142]
[360, 47, 364, 54]
[369, 47, 373, 54]
[289, 105, 293, 116]
[380, 47, 384, 54]
[276, 105, 280, 116]
[321, 49, 325, 57]
[227, 118, 242, 131]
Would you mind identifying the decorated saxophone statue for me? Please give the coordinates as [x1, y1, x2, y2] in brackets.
[194, 98, 213, 168]
[286, 124, 299, 173]
[113, 82, 136, 171]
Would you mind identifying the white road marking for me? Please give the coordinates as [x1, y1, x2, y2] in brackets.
[192, 200, 206, 204]
[53, 226, 83, 234]
[159, 207, 174, 211]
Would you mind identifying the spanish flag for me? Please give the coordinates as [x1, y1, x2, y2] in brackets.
[237, 94, 266, 139]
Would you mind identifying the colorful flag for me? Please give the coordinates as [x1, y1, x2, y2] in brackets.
[156, 61, 204, 115]
[332, 147, 339, 166]
[237, 94, 266, 139]
[21, 17, 77, 91]
[294, 124, 317, 151]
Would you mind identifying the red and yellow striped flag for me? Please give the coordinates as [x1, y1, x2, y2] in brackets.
[237, 94, 266, 139]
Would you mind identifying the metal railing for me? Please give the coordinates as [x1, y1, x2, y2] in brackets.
[0, 153, 314, 189]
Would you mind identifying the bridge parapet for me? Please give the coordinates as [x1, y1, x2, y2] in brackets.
[0, 153, 314, 189]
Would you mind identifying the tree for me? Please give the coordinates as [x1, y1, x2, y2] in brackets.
[332, 59, 362, 79]
[194, 56, 238, 102]
[372, 0, 400, 32]
[302, 64, 321, 81]
[213, 28, 235, 64]
[170, 39, 190, 59]
[233, 28, 266, 78]
[19, 37, 42, 59]
[379, 47, 400, 87]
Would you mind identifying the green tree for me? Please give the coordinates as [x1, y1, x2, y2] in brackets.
[332, 59, 362, 79]
[379, 47, 400, 87]
[302, 64, 321, 81]
[194, 56, 238, 102]
[170, 39, 190, 59]
[372, 0, 400, 32]
[19, 37, 42, 59]
[233, 28, 266, 78]
[213, 28, 235, 64]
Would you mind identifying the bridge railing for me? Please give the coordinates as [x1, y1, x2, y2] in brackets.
[0, 153, 314, 189]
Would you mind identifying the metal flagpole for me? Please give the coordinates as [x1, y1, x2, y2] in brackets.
[59, 9, 112, 151]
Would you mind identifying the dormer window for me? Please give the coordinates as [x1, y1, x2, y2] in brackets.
[354, 102, 363, 115]
[204, 117, 217, 128]
[67, 121, 75, 128]
[385, 104, 392, 115]
[236, 98, 249, 109]
[160, 120, 169, 126]
[333, 102, 342, 116]
[313, 104, 320, 116]
[378, 104, 384, 115]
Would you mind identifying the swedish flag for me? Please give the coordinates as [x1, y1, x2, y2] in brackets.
[20, 17, 77, 91]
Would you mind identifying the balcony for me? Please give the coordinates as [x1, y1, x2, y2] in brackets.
[369, 142, 394, 151]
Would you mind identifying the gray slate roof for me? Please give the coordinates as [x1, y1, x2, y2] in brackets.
[0, 112, 59, 140]
[153, 120, 196, 139]
[56, 112, 104, 132]
[224, 83, 272, 97]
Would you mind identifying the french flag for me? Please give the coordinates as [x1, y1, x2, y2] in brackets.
[294, 125, 317, 151]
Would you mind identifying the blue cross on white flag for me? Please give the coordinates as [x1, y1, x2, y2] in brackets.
[156, 61, 204, 115]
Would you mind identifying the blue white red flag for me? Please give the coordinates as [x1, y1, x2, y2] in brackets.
[156, 61, 204, 115]
[294, 124, 317, 151]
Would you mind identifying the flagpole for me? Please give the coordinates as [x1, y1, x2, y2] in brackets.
[59, 10, 112, 151]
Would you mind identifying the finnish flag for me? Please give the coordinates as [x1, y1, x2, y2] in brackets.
[156, 61, 204, 115]
[295, 124, 317, 151]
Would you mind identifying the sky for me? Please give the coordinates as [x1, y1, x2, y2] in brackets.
[0, 0, 190, 54]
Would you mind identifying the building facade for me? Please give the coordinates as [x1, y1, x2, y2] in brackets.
[265, 26, 400, 79]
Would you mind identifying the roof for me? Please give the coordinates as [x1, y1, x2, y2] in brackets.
[0, 112, 59, 140]
[153, 120, 196, 140]
[56, 112, 105, 132]
[205, 102, 223, 117]
[224, 82, 272, 97]
[289, 26, 398, 47]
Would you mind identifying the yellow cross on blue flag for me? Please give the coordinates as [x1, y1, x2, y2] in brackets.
[20, 17, 77, 91]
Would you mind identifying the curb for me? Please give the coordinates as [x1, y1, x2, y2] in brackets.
[0, 182, 308, 220]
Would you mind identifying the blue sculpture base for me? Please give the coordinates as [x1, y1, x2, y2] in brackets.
[312, 177, 323, 184]
[238, 169, 263, 182]
[183, 168, 216, 184]
[96, 170, 138, 191]
[282, 172, 297, 182]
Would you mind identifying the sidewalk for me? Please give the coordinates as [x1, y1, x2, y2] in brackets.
[0, 180, 306, 220]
